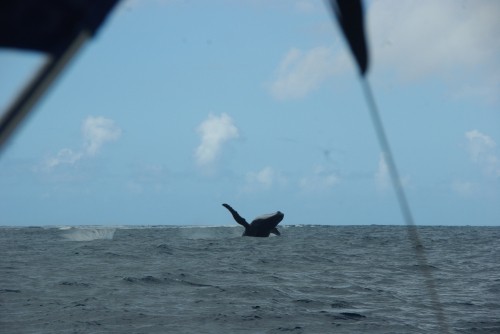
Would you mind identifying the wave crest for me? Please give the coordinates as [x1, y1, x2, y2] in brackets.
[62, 228, 116, 241]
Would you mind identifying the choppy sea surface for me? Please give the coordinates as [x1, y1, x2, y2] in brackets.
[1, 225, 499, 334]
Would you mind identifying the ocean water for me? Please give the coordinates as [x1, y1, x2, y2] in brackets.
[1, 225, 499, 334]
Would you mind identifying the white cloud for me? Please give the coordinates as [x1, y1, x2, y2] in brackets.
[375, 153, 389, 191]
[294, 0, 317, 13]
[44, 149, 83, 169]
[247, 166, 274, 188]
[368, 0, 500, 101]
[42, 116, 121, 170]
[299, 165, 339, 192]
[268, 46, 347, 100]
[451, 180, 479, 197]
[195, 113, 239, 167]
[245, 166, 287, 191]
[465, 130, 496, 161]
[126, 163, 169, 194]
[82, 116, 122, 156]
[374, 153, 410, 192]
[465, 130, 500, 177]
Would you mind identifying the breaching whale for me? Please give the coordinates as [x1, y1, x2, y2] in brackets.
[222, 203, 284, 237]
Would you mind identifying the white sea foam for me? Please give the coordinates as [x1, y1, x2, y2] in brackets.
[61, 228, 116, 241]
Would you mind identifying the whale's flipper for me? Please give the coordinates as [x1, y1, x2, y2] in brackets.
[222, 203, 250, 228]
[222, 203, 284, 237]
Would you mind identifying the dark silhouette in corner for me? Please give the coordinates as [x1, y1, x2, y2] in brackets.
[222, 203, 284, 237]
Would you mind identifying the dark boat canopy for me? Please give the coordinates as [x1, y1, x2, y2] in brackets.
[0, 0, 118, 55]
[327, 0, 369, 76]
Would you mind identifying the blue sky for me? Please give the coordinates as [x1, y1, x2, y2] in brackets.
[1, 0, 499, 226]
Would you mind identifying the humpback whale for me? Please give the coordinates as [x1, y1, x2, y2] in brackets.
[222, 203, 284, 237]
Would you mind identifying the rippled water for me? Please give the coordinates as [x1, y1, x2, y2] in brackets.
[1, 225, 499, 333]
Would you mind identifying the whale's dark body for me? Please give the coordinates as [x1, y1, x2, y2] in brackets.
[222, 203, 284, 237]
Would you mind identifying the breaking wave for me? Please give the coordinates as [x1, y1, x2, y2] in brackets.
[61, 228, 116, 241]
